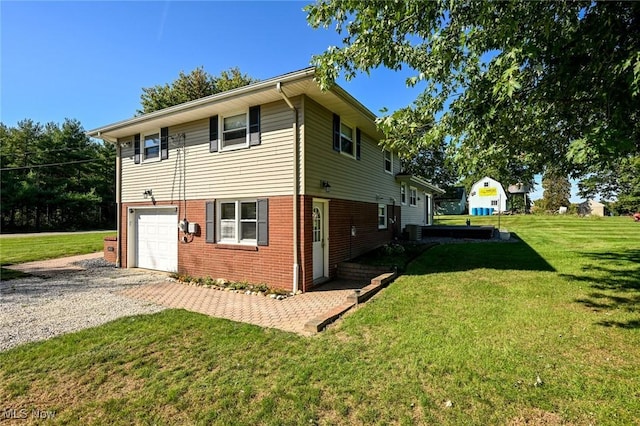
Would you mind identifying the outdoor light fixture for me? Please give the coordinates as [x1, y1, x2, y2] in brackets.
[321, 180, 331, 192]
[143, 189, 153, 199]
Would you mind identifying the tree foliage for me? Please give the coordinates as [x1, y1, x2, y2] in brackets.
[579, 155, 640, 214]
[0, 119, 115, 232]
[306, 1, 640, 183]
[538, 169, 571, 212]
[138, 67, 257, 114]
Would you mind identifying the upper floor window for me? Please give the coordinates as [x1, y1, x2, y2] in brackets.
[383, 150, 392, 173]
[223, 113, 248, 150]
[340, 123, 354, 156]
[332, 113, 360, 159]
[144, 133, 160, 160]
[410, 187, 418, 206]
[400, 182, 407, 205]
[483, 181, 489, 187]
[134, 127, 168, 164]
[209, 106, 261, 153]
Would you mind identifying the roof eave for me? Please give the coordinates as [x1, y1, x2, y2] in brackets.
[87, 67, 317, 141]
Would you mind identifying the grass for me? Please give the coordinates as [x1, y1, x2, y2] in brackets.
[1, 216, 639, 424]
[0, 231, 114, 266]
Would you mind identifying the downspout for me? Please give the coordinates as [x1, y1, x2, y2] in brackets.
[115, 143, 122, 268]
[277, 82, 299, 294]
[98, 132, 122, 268]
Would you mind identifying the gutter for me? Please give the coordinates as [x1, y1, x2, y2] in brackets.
[277, 82, 300, 294]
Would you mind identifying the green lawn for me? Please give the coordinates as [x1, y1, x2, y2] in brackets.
[1, 217, 639, 424]
[0, 231, 115, 265]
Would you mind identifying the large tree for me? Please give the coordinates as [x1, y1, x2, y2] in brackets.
[138, 66, 257, 114]
[306, 1, 639, 182]
[538, 168, 571, 213]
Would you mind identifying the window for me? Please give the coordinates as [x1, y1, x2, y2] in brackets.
[410, 187, 418, 206]
[332, 114, 360, 159]
[483, 182, 489, 187]
[491, 200, 498, 206]
[378, 204, 387, 229]
[210, 106, 260, 153]
[144, 133, 160, 160]
[383, 150, 392, 173]
[216, 199, 269, 245]
[400, 183, 407, 205]
[340, 123, 354, 156]
[222, 113, 248, 150]
[218, 200, 257, 244]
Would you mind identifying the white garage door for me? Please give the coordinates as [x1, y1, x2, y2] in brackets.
[136, 209, 177, 272]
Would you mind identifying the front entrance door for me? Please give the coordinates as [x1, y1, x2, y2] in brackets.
[312, 202, 325, 281]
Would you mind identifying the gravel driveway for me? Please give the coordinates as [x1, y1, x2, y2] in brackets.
[0, 257, 167, 352]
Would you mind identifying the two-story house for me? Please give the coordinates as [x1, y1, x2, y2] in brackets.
[89, 68, 443, 292]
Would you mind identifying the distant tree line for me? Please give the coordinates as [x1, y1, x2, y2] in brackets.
[0, 119, 116, 232]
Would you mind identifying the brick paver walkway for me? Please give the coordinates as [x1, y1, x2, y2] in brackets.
[6, 253, 365, 336]
[120, 281, 359, 335]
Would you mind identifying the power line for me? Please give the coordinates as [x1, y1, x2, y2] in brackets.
[0, 158, 100, 171]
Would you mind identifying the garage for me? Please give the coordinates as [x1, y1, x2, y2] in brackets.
[134, 208, 178, 272]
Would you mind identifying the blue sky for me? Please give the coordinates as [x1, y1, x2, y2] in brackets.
[1, 1, 572, 201]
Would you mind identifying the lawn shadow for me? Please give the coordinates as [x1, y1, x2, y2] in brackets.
[565, 249, 640, 329]
[406, 232, 555, 276]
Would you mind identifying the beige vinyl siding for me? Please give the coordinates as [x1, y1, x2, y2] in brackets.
[120, 100, 297, 202]
[402, 190, 428, 226]
[302, 97, 401, 204]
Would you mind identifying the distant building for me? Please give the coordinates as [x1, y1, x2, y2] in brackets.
[435, 186, 466, 215]
[507, 183, 532, 213]
[469, 177, 507, 215]
[578, 199, 608, 217]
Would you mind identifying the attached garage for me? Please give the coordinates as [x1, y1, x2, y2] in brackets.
[129, 207, 178, 272]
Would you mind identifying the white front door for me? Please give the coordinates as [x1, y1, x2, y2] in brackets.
[136, 209, 178, 272]
[312, 202, 325, 281]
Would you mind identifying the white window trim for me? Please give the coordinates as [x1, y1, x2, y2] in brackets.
[220, 110, 250, 152]
[217, 199, 257, 245]
[383, 149, 393, 174]
[400, 182, 407, 205]
[339, 121, 356, 158]
[142, 131, 161, 163]
[378, 203, 387, 229]
[410, 187, 418, 207]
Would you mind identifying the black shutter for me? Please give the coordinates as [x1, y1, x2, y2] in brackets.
[332, 113, 340, 152]
[161, 127, 169, 160]
[249, 105, 261, 146]
[356, 128, 361, 160]
[205, 201, 215, 243]
[209, 115, 219, 152]
[134, 133, 141, 164]
[257, 198, 269, 246]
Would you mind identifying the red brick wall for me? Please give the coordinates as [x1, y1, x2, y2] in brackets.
[300, 196, 398, 291]
[103, 236, 117, 264]
[119, 195, 397, 293]
[119, 197, 294, 291]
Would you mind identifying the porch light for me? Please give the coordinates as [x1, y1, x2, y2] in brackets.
[321, 180, 331, 192]
[143, 189, 153, 199]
